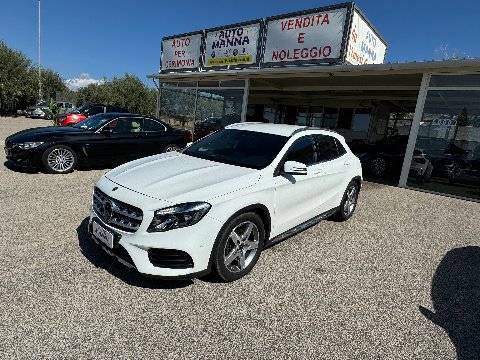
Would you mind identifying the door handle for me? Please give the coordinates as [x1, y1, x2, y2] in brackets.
[344, 161, 351, 166]
[313, 169, 324, 175]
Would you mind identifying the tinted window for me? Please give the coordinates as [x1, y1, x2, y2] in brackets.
[106, 117, 142, 133]
[143, 118, 166, 132]
[335, 139, 347, 156]
[88, 106, 104, 115]
[284, 136, 316, 165]
[315, 135, 339, 162]
[184, 129, 288, 169]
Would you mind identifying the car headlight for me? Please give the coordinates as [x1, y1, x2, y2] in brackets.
[17, 142, 44, 149]
[147, 202, 211, 232]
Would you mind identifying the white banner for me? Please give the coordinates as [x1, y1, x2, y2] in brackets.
[345, 11, 387, 65]
[204, 23, 261, 67]
[161, 34, 202, 71]
[264, 8, 347, 63]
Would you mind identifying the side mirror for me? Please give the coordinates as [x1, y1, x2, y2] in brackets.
[283, 161, 308, 175]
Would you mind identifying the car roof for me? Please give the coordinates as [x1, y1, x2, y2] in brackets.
[225, 122, 338, 138]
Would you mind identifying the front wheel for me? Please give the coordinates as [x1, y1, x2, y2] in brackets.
[211, 212, 265, 282]
[41, 145, 77, 174]
[333, 181, 359, 222]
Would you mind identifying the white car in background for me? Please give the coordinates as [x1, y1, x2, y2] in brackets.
[89, 123, 363, 281]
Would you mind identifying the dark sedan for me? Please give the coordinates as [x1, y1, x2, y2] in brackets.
[4, 113, 192, 174]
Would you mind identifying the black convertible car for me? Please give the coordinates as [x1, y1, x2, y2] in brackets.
[4, 113, 192, 174]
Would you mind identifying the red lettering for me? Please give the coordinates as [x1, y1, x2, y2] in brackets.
[281, 21, 287, 31]
[298, 32, 305, 44]
[293, 48, 300, 59]
[323, 45, 332, 57]
[303, 16, 311, 28]
[301, 48, 309, 58]
[295, 18, 302, 29]
[321, 14, 330, 25]
[288, 19, 294, 30]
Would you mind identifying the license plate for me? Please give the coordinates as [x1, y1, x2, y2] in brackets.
[92, 221, 114, 249]
[4, 147, 11, 156]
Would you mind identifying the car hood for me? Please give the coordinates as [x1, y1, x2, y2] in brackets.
[105, 152, 261, 204]
[7, 126, 86, 142]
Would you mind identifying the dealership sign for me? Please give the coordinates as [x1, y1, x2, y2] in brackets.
[161, 33, 202, 71]
[263, 8, 348, 64]
[159, 3, 387, 72]
[204, 23, 261, 67]
[345, 11, 387, 65]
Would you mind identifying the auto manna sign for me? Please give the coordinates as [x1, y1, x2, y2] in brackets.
[345, 10, 387, 65]
[161, 33, 202, 72]
[263, 7, 348, 65]
[204, 23, 261, 68]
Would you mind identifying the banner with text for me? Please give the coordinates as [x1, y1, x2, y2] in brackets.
[264, 8, 348, 64]
[204, 23, 261, 67]
[161, 33, 202, 71]
[345, 11, 386, 65]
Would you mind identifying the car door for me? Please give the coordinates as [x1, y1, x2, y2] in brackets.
[139, 118, 181, 156]
[314, 135, 350, 212]
[272, 135, 325, 236]
[96, 117, 144, 164]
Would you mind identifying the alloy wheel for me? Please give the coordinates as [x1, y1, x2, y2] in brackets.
[223, 221, 259, 273]
[47, 148, 75, 172]
[371, 157, 386, 175]
[343, 185, 357, 216]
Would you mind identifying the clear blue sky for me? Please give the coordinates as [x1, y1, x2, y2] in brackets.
[1, 0, 479, 86]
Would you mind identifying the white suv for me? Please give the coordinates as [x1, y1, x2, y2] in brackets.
[89, 123, 362, 281]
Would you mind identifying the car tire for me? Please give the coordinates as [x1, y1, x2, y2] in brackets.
[211, 212, 265, 282]
[41, 145, 77, 174]
[333, 181, 359, 222]
[448, 162, 464, 184]
[370, 156, 387, 176]
[163, 144, 181, 152]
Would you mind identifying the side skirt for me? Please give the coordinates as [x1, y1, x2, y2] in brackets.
[265, 207, 339, 248]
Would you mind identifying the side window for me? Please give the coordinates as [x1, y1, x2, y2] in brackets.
[143, 118, 167, 132]
[284, 136, 316, 165]
[108, 117, 142, 133]
[315, 135, 340, 162]
[335, 139, 347, 156]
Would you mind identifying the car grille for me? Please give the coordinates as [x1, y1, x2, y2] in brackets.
[92, 187, 143, 233]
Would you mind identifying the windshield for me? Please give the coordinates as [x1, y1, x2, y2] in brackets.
[72, 113, 115, 130]
[69, 104, 89, 114]
[184, 129, 288, 169]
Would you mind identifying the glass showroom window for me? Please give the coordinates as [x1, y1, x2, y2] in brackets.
[407, 75, 480, 201]
[193, 89, 244, 141]
[159, 86, 197, 132]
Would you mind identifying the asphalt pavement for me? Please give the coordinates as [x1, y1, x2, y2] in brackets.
[1, 116, 479, 359]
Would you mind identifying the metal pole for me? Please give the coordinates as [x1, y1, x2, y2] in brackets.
[38, 0, 42, 101]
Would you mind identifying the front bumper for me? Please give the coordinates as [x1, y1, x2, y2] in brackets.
[88, 180, 223, 278]
[4, 145, 43, 168]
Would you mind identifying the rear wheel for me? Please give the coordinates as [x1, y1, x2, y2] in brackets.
[333, 181, 359, 221]
[211, 212, 265, 282]
[163, 144, 180, 152]
[41, 145, 77, 174]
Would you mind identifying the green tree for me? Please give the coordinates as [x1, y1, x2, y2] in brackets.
[76, 74, 157, 116]
[0, 40, 68, 110]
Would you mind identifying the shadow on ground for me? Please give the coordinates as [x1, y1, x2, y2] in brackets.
[419, 246, 480, 360]
[3, 160, 39, 174]
[77, 217, 193, 289]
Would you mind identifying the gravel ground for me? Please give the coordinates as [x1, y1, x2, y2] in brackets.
[1, 116, 479, 359]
